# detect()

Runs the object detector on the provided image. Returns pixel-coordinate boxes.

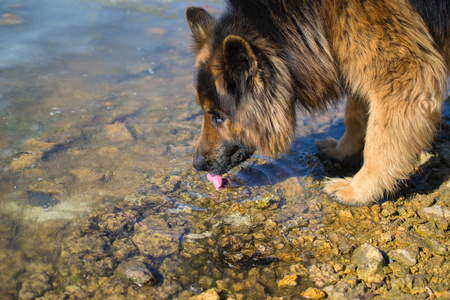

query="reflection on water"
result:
[1,0,448,299]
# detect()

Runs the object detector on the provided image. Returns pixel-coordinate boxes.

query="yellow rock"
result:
[23,139,55,152]
[105,123,134,143]
[338,209,353,219]
[10,152,39,172]
[70,167,104,183]
[277,274,298,288]
[189,288,220,300]
[301,287,327,299]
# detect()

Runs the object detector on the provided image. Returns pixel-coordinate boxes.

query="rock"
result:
[223,213,253,233]
[27,192,58,208]
[277,274,298,288]
[381,202,397,217]
[301,287,327,299]
[424,238,449,256]
[10,152,39,172]
[105,123,134,143]
[18,273,51,300]
[115,259,155,287]
[351,244,386,283]
[111,238,138,260]
[189,288,220,300]
[417,205,450,228]
[388,247,418,267]
[308,264,340,287]
[97,210,139,234]
[70,167,104,183]
[390,274,428,294]
[338,209,353,219]
[132,215,184,258]
[27,180,65,197]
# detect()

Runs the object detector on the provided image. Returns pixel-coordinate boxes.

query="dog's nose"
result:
[193,153,208,171]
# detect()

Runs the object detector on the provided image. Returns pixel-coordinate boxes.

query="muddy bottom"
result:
[0,0,449,299]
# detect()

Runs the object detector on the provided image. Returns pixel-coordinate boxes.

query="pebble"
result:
[388,248,418,267]
[417,205,450,228]
[351,244,386,283]
[301,287,327,299]
[277,274,298,288]
[27,192,58,208]
[189,288,220,300]
[132,216,184,258]
[115,259,155,287]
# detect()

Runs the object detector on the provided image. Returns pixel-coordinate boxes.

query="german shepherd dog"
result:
[186,0,449,206]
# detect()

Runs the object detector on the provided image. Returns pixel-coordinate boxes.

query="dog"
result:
[186,0,449,206]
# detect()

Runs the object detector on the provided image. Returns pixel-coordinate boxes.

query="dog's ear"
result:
[186,7,215,53]
[222,35,258,92]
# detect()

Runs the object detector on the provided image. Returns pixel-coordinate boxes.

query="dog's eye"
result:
[211,113,225,126]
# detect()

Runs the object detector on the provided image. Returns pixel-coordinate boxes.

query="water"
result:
[0,0,448,299]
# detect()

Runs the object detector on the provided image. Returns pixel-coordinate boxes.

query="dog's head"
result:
[186,7,296,175]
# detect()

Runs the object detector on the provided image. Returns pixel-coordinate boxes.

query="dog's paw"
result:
[324,177,376,206]
[315,138,345,161]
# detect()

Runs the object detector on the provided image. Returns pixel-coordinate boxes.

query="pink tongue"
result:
[206,173,229,190]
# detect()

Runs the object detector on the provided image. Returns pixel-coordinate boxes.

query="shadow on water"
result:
[232,121,347,188]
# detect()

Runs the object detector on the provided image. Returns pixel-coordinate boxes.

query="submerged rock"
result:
[301,287,327,299]
[308,263,340,287]
[115,258,155,287]
[189,288,220,300]
[131,215,184,258]
[105,123,134,143]
[27,192,58,208]
[10,152,39,172]
[277,274,298,288]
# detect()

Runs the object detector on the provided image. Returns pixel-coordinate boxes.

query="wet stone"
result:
[277,274,298,288]
[388,247,418,267]
[27,192,58,208]
[417,205,450,229]
[104,123,135,143]
[424,238,449,256]
[70,167,105,183]
[308,263,340,287]
[351,244,386,283]
[189,288,220,300]
[301,287,327,299]
[390,274,429,295]
[111,237,138,260]
[131,215,184,258]
[10,152,39,172]
[115,258,155,287]
[18,273,51,300]
[96,209,140,235]
[380,202,397,217]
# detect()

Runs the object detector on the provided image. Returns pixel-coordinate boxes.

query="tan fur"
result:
[194,43,212,68]
[316,96,368,162]
[321,0,447,205]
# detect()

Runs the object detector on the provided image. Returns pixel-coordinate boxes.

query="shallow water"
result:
[0,0,449,299]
